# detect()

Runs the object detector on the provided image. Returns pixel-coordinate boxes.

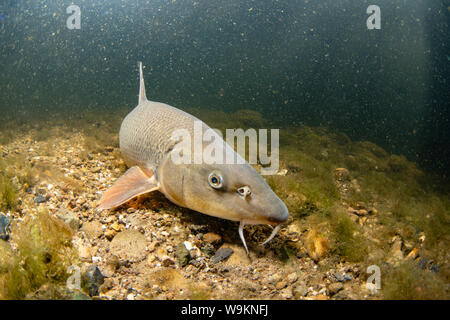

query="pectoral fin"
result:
[98,166,159,210]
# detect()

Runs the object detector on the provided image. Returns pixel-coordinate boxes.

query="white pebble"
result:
[183,241,193,251]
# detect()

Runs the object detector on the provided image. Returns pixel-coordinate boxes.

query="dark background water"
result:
[0,0,449,177]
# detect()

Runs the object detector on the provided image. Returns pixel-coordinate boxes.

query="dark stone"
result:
[334,272,345,282]
[211,247,234,264]
[343,274,353,281]
[34,194,48,203]
[417,258,428,269]
[190,257,206,269]
[201,243,216,256]
[430,264,440,273]
[190,224,208,235]
[0,214,11,241]
[82,266,105,297]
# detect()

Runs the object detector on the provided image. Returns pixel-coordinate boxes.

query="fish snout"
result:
[267,203,289,225]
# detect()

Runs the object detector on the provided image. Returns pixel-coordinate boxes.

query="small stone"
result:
[364,283,378,295]
[56,209,80,231]
[405,247,419,260]
[111,222,121,232]
[328,282,344,295]
[356,209,368,216]
[211,247,234,264]
[91,167,101,173]
[104,229,116,240]
[109,230,147,263]
[161,256,175,267]
[430,264,440,273]
[175,242,190,267]
[287,272,298,284]
[34,194,48,203]
[280,288,293,299]
[334,272,345,282]
[267,273,282,285]
[82,266,105,297]
[292,284,308,298]
[203,232,222,246]
[81,221,103,240]
[99,278,114,293]
[334,168,350,181]
[78,245,92,262]
[387,238,404,265]
[201,243,216,256]
[275,281,287,290]
[0,213,11,241]
[416,257,428,269]
[190,224,208,234]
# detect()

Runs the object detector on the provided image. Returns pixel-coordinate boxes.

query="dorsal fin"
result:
[138,61,147,104]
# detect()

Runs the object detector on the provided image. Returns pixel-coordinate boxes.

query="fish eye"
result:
[208,172,223,189]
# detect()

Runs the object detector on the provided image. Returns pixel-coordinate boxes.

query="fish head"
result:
[159,159,289,225]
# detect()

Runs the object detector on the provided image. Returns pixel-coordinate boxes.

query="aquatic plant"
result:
[382,261,448,299]
[0,176,18,211]
[330,209,369,262]
[0,208,77,299]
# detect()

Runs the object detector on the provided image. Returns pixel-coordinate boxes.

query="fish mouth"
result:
[267,215,288,225]
[238,214,288,256]
[266,205,290,225]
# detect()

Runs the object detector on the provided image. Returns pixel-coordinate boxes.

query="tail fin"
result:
[138,61,147,104]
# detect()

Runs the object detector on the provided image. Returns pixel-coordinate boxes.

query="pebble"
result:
[175,242,190,267]
[280,288,293,299]
[292,284,308,298]
[275,281,287,290]
[334,168,350,181]
[267,273,282,286]
[287,272,298,284]
[81,221,103,240]
[334,272,352,282]
[405,247,419,260]
[203,232,223,246]
[34,194,48,203]
[0,213,11,241]
[364,283,378,295]
[211,247,234,264]
[161,256,175,267]
[109,230,147,263]
[328,282,344,295]
[56,209,80,231]
[82,266,105,297]
[78,245,92,262]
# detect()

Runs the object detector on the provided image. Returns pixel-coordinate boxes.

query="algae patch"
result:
[0,208,77,299]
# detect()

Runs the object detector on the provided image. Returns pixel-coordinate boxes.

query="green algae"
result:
[383,261,448,300]
[0,208,77,299]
